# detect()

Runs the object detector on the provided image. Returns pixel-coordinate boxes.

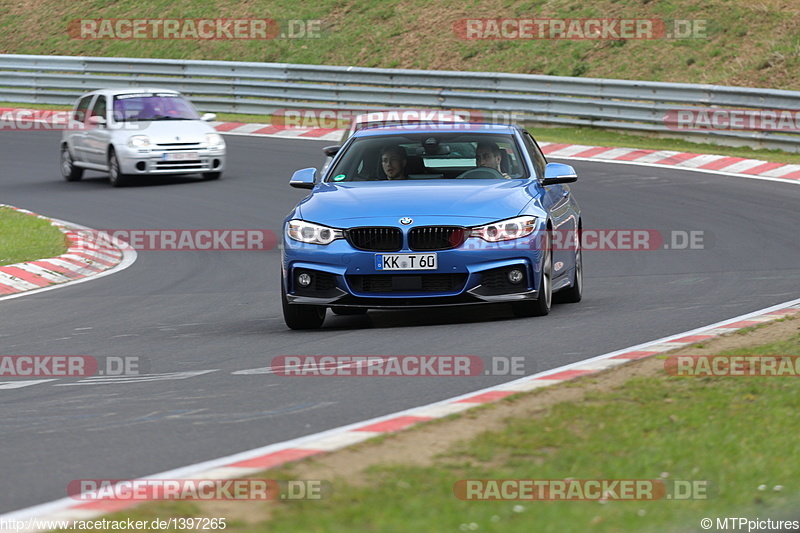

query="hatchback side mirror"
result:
[87,115,107,127]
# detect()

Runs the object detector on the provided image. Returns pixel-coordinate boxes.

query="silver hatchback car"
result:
[60,88,226,187]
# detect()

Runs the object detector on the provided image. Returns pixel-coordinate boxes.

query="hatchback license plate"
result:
[376,253,437,271]
[162,152,199,161]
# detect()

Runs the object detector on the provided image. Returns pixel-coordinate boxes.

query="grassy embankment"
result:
[92,317,800,532]
[1,0,799,160]
[1,0,798,89]
[0,207,68,267]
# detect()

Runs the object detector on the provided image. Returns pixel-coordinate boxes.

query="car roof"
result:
[78,88,182,98]
[350,109,468,130]
[351,122,520,138]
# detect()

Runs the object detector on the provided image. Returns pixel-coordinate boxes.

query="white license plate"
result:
[376,253,437,271]
[162,152,199,161]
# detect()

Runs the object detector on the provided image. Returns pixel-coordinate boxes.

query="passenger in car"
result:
[380,144,409,180]
[476,141,512,178]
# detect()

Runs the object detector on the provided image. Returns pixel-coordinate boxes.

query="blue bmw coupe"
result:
[281,122,582,329]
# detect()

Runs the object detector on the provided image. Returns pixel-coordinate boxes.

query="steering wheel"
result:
[455,167,505,179]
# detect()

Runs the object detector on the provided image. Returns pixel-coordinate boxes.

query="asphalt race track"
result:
[1,130,799,513]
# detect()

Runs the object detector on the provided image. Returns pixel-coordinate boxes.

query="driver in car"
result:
[475,141,511,179]
[380,144,408,180]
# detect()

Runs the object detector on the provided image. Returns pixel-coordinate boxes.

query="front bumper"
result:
[282,235,546,308]
[117,145,226,175]
[285,289,540,309]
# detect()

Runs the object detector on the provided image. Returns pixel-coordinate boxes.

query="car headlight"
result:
[469,216,537,242]
[128,135,150,148]
[287,220,343,245]
[206,133,224,147]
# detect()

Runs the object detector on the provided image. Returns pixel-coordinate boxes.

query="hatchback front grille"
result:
[154,161,206,170]
[346,227,403,252]
[408,226,468,251]
[156,142,202,151]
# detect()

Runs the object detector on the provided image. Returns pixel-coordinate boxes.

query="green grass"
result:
[0,102,72,110]
[0,0,798,90]
[2,1,800,162]
[0,207,68,267]
[90,326,800,532]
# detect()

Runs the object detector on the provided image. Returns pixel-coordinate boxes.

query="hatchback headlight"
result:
[206,133,224,147]
[470,216,537,242]
[128,135,150,148]
[287,220,343,245]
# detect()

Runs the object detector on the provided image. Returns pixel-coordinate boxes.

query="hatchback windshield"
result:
[326,132,528,182]
[113,93,200,122]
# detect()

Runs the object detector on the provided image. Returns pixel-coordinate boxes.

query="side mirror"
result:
[87,115,107,127]
[541,162,577,185]
[323,145,341,157]
[290,168,317,189]
[201,113,217,122]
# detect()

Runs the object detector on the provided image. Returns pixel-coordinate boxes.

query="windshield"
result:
[326,133,528,182]
[112,93,200,122]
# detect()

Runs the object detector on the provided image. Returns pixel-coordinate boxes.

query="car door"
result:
[84,95,112,167]
[67,95,94,163]
[522,131,577,277]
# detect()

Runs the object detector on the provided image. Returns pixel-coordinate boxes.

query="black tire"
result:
[108,149,130,187]
[202,171,221,181]
[511,229,552,317]
[60,145,83,182]
[554,226,583,304]
[331,306,368,316]
[282,283,326,330]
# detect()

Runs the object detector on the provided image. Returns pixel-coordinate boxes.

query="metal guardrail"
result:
[2,54,799,152]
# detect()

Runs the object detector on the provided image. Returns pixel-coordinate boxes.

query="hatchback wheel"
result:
[60,145,83,182]
[108,149,130,187]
